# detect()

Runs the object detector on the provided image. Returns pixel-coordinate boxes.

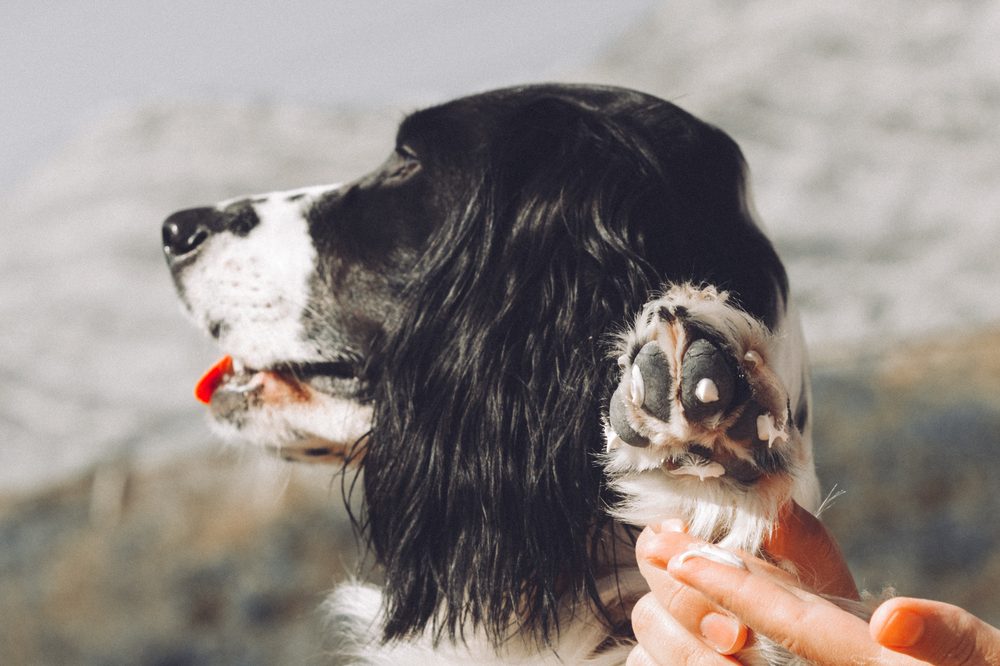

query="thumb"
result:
[871,597,1000,665]
[764,501,859,600]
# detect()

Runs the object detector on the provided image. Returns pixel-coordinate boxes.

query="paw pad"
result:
[679,338,737,423]
[604,284,802,485]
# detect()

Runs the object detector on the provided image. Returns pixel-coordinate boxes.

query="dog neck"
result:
[326,523,643,664]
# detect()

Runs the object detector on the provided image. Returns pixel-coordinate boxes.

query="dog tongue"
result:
[195,355,233,404]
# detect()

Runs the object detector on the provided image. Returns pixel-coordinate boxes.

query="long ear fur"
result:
[361,94,788,648]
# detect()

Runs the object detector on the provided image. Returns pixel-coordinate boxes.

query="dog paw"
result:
[604,284,807,549]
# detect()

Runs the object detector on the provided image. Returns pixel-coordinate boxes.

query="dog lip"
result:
[270,359,366,400]
[269,360,358,381]
[199,355,364,407]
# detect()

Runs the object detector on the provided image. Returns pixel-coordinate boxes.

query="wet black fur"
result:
[352,84,789,647]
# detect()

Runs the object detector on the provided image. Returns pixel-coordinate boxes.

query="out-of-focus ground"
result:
[2,1,999,663]
[814,333,1000,614]
[0,460,364,665]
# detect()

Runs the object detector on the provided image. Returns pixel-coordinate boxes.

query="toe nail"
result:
[609,382,650,448]
[629,365,645,406]
[695,377,719,403]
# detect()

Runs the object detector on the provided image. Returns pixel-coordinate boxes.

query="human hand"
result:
[629,508,1000,665]
[869,596,1000,665]
[627,502,857,664]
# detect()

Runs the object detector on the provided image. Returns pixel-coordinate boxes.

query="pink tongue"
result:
[195,356,233,404]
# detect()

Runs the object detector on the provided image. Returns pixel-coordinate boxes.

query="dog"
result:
[163,84,822,664]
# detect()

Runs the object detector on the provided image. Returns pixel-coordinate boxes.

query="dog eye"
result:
[395,143,419,161]
[385,144,421,181]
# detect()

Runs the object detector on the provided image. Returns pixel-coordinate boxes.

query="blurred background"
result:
[2,1,998,664]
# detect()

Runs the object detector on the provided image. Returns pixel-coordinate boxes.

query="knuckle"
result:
[942,619,980,666]
[631,593,726,666]
[716,568,756,616]
[625,645,649,666]
[777,634,810,661]
[631,593,659,635]
[951,642,980,666]
[665,580,701,620]
[771,598,821,659]
[924,604,982,666]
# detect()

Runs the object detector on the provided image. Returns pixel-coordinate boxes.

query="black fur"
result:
[353,85,788,646]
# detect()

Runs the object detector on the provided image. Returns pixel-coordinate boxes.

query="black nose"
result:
[162,202,261,263]
[162,207,217,258]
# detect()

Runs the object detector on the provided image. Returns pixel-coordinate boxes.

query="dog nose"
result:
[162,207,216,258]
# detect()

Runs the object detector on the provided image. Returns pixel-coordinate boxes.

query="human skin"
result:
[628,505,1000,665]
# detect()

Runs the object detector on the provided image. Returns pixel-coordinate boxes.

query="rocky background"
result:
[2,2,999,664]
[814,333,1000,614]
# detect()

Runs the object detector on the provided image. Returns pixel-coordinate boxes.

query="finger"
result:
[764,502,859,600]
[630,592,738,665]
[644,524,802,589]
[637,527,748,654]
[625,644,658,666]
[667,546,884,665]
[871,597,1000,665]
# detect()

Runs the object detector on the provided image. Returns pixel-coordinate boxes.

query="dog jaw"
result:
[168,183,374,460]
[207,379,372,463]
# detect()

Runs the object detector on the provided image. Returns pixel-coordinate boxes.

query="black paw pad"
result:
[609,341,673,447]
[680,339,736,422]
[633,342,673,423]
[609,382,650,447]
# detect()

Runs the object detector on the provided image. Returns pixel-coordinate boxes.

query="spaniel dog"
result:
[162,84,824,664]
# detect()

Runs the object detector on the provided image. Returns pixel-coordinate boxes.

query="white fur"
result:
[598,284,834,666]
[325,578,641,666]
[178,183,341,369]
[604,284,817,553]
[209,393,372,458]
[182,182,376,455]
[771,301,819,510]
[324,575,829,666]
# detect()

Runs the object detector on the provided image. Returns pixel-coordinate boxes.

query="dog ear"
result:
[360,94,787,648]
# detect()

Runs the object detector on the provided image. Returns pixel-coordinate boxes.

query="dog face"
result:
[163,84,793,646]
[162,103,471,459]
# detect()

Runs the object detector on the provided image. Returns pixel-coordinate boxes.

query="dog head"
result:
[163,84,787,646]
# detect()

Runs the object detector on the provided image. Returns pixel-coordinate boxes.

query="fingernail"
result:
[674,544,748,570]
[876,609,925,648]
[650,519,686,534]
[700,612,748,655]
[638,534,671,569]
